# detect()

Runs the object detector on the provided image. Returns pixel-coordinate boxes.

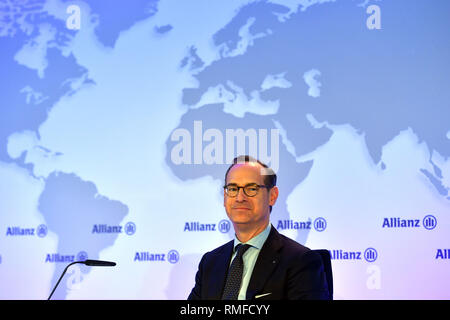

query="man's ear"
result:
[223,189,227,207]
[269,186,279,206]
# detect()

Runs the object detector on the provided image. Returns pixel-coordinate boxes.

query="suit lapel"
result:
[246,225,283,299]
[207,240,233,299]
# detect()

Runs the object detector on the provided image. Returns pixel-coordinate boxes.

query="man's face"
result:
[224,162,278,229]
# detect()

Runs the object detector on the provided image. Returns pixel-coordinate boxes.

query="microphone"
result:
[47,259,116,300]
[84,259,116,266]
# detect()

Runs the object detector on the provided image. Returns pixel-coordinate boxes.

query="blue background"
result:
[0,0,449,299]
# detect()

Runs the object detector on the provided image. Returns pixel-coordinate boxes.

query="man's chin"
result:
[229,210,251,221]
[230,217,256,228]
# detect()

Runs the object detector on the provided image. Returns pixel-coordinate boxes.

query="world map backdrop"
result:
[0,0,449,299]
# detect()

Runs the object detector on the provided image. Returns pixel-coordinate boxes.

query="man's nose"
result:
[236,188,247,202]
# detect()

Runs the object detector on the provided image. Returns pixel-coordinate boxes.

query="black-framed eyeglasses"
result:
[223,183,270,197]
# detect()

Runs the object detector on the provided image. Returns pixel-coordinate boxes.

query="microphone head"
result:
[83,259,116,267]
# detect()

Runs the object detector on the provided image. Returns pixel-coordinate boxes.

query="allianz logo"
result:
[184,219,231,233]
[276,217,327,232]
[134,250,180,264]
[436,249,450,260]
[92,222,136,235]
[45,251,88,263]
[382,215,437,230]
[330,248,378,262]
[6,224,47,237]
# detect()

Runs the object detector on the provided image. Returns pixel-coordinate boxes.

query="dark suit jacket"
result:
[188,225,330,300]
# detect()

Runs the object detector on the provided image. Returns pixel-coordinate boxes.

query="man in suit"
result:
[188,155,330,300]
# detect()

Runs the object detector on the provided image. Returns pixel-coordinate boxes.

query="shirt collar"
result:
[233,222,271,251]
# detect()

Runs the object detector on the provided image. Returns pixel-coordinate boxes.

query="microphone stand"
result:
[47,260,116,300]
